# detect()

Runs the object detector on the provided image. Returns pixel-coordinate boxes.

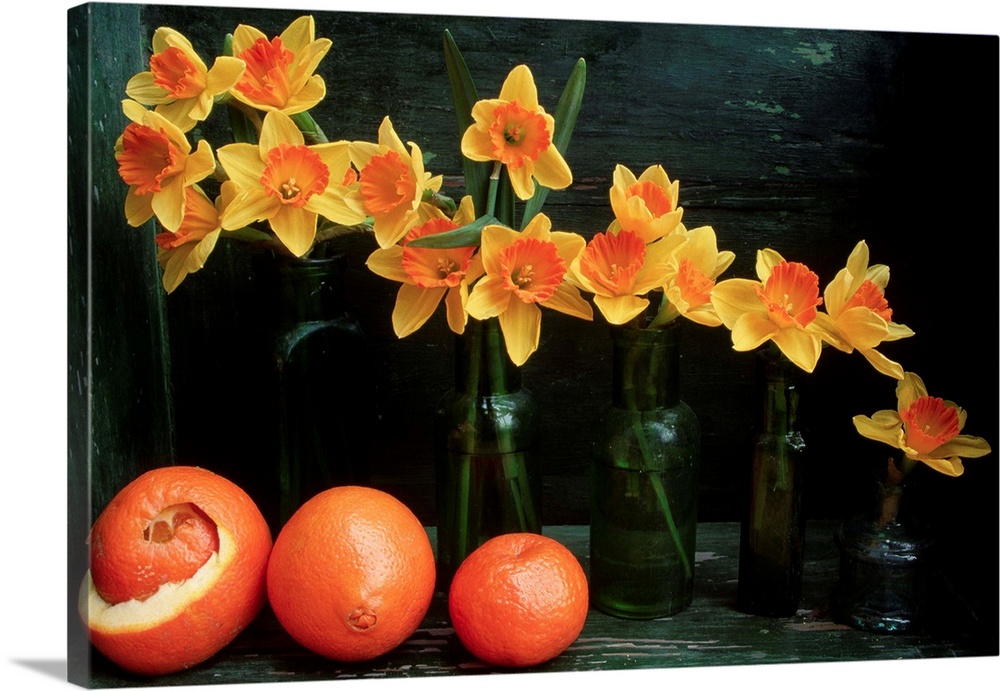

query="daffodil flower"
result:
[350,116,444,249]
[655,225,735,327]
[569,228,682,325]
[115,99,216,233]
[816,240,915,379]
[465,213,593,365]
[217,110,367,257]
[711,248,836,373]
[155,182,237,293]
[609,164,684,243]
[125,27,245,131]
[853,372,991,477]
[460,64,572,201]
[366,196,483,337]
[229,15,331,115]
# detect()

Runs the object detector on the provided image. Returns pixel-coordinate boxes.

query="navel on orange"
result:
[266,485,436,662]
[79,465,272,675]
[448,532,589,667]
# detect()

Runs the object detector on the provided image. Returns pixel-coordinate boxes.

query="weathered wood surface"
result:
[76,522,996,688]
[67,5,998,684]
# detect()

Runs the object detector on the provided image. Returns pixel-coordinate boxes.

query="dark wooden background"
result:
[69,2,998,640]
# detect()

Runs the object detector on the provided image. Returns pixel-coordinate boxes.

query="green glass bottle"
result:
[590,321,700,619]
[434,317,541,591]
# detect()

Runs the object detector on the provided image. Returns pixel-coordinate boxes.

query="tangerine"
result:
[448,532,589,667]
[266,485,436,662]
[79,465,273,675]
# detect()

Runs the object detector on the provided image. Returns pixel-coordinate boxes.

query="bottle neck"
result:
[756,346,801,435]
[270,254,346,324]
[610,322,681,411]
[454,317,521,396]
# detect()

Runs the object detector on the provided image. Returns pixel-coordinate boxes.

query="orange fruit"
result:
[79,465,272,675]
[448,532,589,667]
[266,485,436,662]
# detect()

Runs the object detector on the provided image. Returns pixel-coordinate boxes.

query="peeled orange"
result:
[448,532,589,667]
[79,465,272,675]
[266,485,436,662]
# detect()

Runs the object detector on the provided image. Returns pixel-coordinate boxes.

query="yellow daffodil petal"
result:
[279,15,317,52]
[259,111,305,156]
[125,72,171,105]
[205,56,246,95]
[392,284,446,338]
[729,312,779,352]
[549,230,585,266]
[771,328,822,373]
[217,143,267,190]
[895,372,928,413]
[220,188,278,230]
[307,189,367,227]
[857,347,905,380]
[594,293,648,325]
[710,278,763,329]
[283,76,326,114]
[543,283,594,321]
[507,165,536,200]
[498,65,539,110]
[499,299,542,367]
[531,146,573,191]
[911,455,963,476]
[466,276,512,320]
[852,411,903,447]
[150,178,187,232]
[884,322,916,342]
[366,246,409,283]
[124,188,154,227]
[269,205,317,257]
[934,435,992,459]
[445,286,469,335]
[755,248,786,282]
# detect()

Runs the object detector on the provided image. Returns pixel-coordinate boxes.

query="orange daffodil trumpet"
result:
[229,15,331,115]
[570,228,683,326]
[350,117,444,250]
[125,27,246,132]
[710,248,835,373]
[816,240,914,379]
[366,196,482,338]
[465,214,593,366]
[217,110,366,257]
[461,65,572,201]
[115,99,216,233]
[853,372,991,478]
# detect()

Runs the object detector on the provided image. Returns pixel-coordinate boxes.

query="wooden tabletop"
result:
[74,521,995,687]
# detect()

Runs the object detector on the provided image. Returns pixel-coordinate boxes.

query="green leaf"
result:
[443,30,491,217]
[521,58,587,229]
[406,214,502,249]
[227,103,258,145]
[291,111,328,144]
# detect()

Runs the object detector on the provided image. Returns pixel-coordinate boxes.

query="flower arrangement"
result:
[114,16,377,293]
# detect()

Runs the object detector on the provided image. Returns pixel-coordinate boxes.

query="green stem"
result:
[483,319,535,531]
[486,162,502,219]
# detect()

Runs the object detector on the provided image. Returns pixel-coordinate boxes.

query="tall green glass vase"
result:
[258,253,374,529]
[589,321,701,619]
[736,346,807,617]
[434,317,541,591]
